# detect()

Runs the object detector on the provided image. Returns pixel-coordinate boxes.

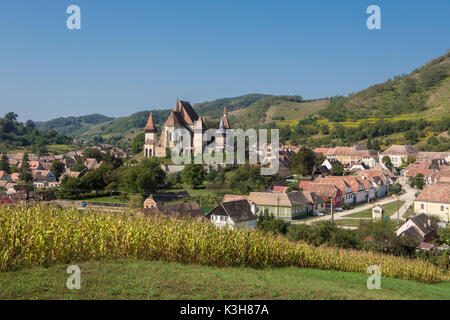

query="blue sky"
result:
[0,0,449,121]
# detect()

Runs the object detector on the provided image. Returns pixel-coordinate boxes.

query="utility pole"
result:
[277,196,280,219]
[331,198,334,222]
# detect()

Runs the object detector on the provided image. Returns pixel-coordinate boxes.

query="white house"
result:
[207,199,258,230]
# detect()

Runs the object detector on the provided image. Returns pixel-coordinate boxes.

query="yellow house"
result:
[414,184,450,221]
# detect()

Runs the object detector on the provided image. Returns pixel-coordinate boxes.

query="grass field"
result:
[82,196,127,204]
[267,99,328,124]
[0,260,449,300]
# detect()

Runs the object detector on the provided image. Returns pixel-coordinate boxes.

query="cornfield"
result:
[0,205,444,283]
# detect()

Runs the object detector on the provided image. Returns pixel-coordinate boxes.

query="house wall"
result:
[376,185,387,198]
[414,201,450,221]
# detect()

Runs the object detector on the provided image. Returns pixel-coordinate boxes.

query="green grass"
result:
[346,201,405,218]
[82,196,128,204]
[1,260,448,300]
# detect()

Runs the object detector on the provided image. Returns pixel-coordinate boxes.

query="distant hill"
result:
[77,94,322,141]
[35,114,114,137]
[319,52,450,122]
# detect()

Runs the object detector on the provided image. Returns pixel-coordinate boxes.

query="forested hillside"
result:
[35,114,114,137]
[0,112,73,154]
[319,52,450,121]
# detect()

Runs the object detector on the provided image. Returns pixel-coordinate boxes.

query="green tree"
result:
[181,164,207,189]
[414,173,425,190]
[382,156,393,170]
[257,212,287,235]
[50,161,65,180]
[119,158,165,194]
[4,112,18,122]
[131,133,145,154]
[0,154,10,174]
[291,147,317,176]
[19,153,32,183]
[331,163,344,176]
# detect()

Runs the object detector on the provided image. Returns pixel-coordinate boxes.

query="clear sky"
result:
[0,0,449,121]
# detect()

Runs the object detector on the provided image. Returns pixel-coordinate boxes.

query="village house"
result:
[356,169,394,198]
[84,158,102,170]
[316,145,379,168]
[32,170,57,183]
[396,213,436,244]
[247,191,321,220]
[222,194,249,203]
[435,168,450,185]
[302,182,342,208]
[416,151,450,162]
[380,144,419,168]
[207,199,258,230]
[18,161,45,171]
[143,195,158,209]
[59,170,81,181]
[414,184,450,221]
[404,159,449,185]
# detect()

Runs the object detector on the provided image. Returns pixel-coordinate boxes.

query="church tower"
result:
[193,116,205,158]
[143,112,157,158]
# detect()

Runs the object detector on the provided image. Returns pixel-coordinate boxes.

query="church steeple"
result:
[222,106,231,130]
[145,112,156,133]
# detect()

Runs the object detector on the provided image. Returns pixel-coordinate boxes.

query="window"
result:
[421,204,424,210]
[441,205,444,212]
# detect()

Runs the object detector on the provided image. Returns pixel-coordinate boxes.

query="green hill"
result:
[319,52,450,122]
[35,114,114,137]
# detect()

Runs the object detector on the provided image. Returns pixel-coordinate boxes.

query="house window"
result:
[421,203,424,210]
[441,205,444,212]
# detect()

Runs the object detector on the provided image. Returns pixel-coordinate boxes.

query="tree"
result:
[382,156,393,170]
[119,158,165,194]
[372,139,381,151]
[181,164,207,189]
[0,154,10,173]
[414,173,425,190]
[131,133,145,154]
[257,212,287,235]
[19,153,33,183]
[291,147,317,176]
[4,112,18,122]
[25,120,35,130]
[50,161,66,180]
[331,163,344,176]
[390,183,402,194]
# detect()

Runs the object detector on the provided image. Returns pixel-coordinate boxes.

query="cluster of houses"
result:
[0,147,121,196]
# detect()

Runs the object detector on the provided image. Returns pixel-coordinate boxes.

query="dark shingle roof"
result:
[209,200,256,223]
